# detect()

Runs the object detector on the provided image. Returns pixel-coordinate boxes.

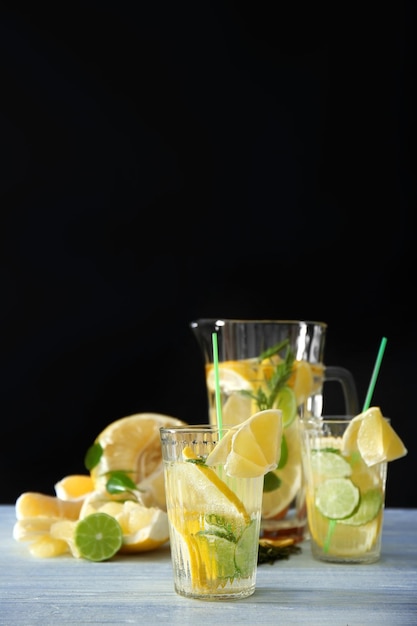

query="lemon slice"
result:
[342,407,407,466]
[206,362,255,393]
[222,393,255,426]
[315,478,360,520]
[88,412,186,507]
[205,409,282,478]
[291,360,314,405]
[181,447,250,523]
[261,421,301,518]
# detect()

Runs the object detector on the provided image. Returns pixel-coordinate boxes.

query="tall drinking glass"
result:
[160,425,264,600]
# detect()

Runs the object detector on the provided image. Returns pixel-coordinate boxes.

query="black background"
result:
[1,3,415,506]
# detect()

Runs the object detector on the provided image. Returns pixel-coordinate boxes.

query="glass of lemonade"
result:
[301,415,388,563]
[190,319,358,543]
[160,425,264,600]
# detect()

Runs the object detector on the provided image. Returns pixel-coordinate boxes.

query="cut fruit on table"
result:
[205,409,282,478]
[342,406,407,466]
[87,412,186,509]
[13,412,185,559]
[79,493,170,553]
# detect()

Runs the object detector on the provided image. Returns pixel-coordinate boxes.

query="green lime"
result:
[234,521,258,577]
[311,450,352,478]
[275,386,297,428]
[339,488,383,526]
[263,471,281,493]
[196,532,237,579]
[277,434,288,469]
[75,512,123,561]
[315,478,360,520]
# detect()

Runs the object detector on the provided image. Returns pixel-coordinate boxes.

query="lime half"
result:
[315,478,360,520]
[75,512,123,561]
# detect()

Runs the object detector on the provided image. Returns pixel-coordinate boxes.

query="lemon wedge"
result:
[205,409,282,478]
[342,407,407,466]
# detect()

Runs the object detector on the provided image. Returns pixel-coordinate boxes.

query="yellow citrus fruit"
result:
[342,407,407,466]
[205,409,282,478]
[261,421,302,518]
[54,474,94,501]
[13,492,83,558]
[78,492,169,553]
[15,492,83,521]
[222,392,256,426]
[173,446,250,523]
[89,412,186,509]
[289,360,314,405]
[206,360,257,393]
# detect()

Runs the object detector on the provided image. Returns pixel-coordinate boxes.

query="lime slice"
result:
[315,478,360,520]
[277,434,288,469]
[275,386,297,428]
[339,488,383,526]
[234,521,258,577]
[311,450,352,478]
[75,512,123,561]
[195,532,237,579]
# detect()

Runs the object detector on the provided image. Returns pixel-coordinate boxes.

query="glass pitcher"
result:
[190,319,359,542]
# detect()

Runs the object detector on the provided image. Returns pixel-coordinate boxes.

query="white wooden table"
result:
[1,506,416,625]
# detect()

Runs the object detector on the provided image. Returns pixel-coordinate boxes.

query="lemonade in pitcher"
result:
[205,341,323,541]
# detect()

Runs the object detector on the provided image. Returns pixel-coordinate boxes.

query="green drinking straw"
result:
[212,332,223,434]
[362,336,387,411]
[324,336,388,553]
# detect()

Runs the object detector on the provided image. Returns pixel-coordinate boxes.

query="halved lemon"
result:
[88,412,186,508]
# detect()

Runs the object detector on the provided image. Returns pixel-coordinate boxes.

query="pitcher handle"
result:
[325,366,360,416]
